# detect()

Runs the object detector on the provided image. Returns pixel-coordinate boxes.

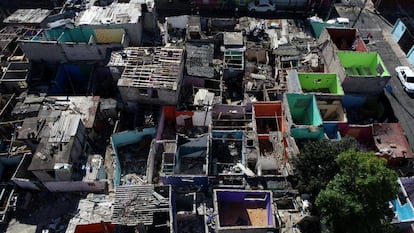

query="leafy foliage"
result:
[292,137,357,196]
[316,149,399,233]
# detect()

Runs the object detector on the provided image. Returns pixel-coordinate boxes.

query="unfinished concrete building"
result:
[265,19,320,101]
[319,28,368,60]
[287,71,344,96]
[276,195,316,233]
[183,42,221,108]
[213,189,279,233]
[108,47,184,106]
[0,100,25,222]
[18,27,127,63]
[11,96,101,192]
[209,105,253,187]
[26,113,93,192]
[0,26,38,64]
[110,128,155,187]
[174,190,207,233]
[252,102,293,177]
[244,40,274,102]
[223,32,244,70]
[1,62,30,94]
[186,43,215,79]
[74,0,155,46]
[154,106,209,189]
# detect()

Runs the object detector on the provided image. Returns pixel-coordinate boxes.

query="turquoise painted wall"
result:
[111,128,156,187]
[391,19,406,42]
[287,93,324,139]
[45,27,96,43]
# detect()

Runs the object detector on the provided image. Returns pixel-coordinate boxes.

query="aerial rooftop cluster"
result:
[0,0,414,233]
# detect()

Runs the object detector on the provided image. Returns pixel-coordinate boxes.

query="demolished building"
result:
[108,47,185,106]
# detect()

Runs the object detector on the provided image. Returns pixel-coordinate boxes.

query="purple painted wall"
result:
[156,109,165,140]
[216,190,274,226]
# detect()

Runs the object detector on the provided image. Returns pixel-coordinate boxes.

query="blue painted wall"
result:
[407,46,414,67]
[392,19,407,42]
[323,123,341,140]
[50,64,93,95]
[342,94,367,108]
[161,176,209,191]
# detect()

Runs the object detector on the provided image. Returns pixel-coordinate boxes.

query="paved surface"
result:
[336,2,414,151]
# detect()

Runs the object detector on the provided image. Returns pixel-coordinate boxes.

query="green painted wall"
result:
[286,93,324,139]
[337,51,390,77]
[310,22,346,38]
[298,73,344,95]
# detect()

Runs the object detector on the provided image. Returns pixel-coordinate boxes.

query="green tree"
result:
[316,149,398,233]
[292,137,357,196]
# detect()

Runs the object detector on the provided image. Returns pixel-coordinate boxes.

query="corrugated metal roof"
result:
[3,9,51,24]
[77,1,142,25]
[48,114,80,143]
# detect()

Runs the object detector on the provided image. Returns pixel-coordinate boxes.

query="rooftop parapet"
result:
[285,93,324,139]
[18,27,126,63]
[213,189,278,233]
[326,51,390,94]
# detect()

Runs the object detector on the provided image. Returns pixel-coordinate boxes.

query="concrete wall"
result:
[19,41,123,63]
[12,154,41,190]
[324,50,346,82]
[87,22,142,46]
[32,170,54,181]
[118,58,184,105]
[118,84,180,105]
[317,100,347,123]
[43,180,106,192]
[110,128,156,187]
[341,75,391,94]
[326,51,390,94]
[12,178,40,190]
[70,120,86,165]
[319,28,367,53]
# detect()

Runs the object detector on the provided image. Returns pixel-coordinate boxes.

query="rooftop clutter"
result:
[0,1,411,232]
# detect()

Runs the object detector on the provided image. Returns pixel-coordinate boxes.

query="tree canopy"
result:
[292,137,357,196]
[316,149,399,233]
